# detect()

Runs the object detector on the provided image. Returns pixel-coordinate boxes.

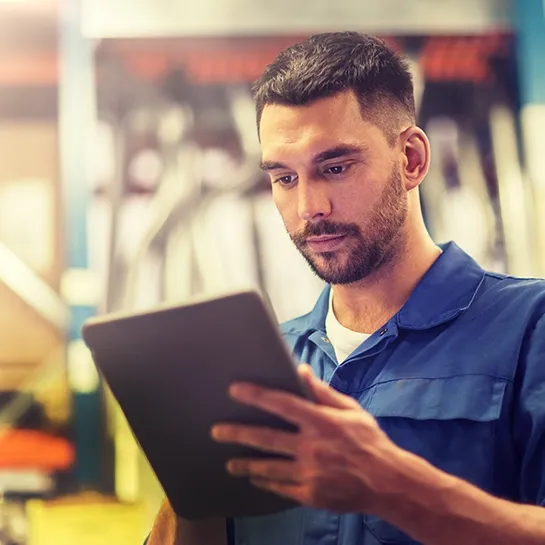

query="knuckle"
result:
[251,462,265,477]
[232,428,246,443]
[249,461,263,476]
[239,460,251,473]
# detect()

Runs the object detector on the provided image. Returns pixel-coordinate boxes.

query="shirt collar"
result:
[396,242,486,329]
[286,242,486,334]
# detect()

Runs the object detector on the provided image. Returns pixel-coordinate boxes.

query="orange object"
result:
[0,430,74,471]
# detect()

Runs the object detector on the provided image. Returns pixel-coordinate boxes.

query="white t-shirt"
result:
[325,291,371,364]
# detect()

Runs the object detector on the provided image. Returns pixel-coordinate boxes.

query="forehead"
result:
[259,91,387,161]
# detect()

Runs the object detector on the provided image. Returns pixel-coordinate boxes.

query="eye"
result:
[273,174,298,186]
[324,163,353,176]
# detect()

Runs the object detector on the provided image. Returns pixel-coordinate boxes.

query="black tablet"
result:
[82,291,312,520]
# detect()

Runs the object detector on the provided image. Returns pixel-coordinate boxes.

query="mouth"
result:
[306,234,347,253]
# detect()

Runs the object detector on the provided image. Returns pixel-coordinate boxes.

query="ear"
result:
[400,127,430,191]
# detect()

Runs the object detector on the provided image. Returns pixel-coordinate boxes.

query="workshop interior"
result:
[0,0,544,543]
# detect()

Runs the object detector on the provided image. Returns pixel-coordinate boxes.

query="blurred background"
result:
[0,0,544,542]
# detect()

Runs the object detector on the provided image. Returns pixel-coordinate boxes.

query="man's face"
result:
[259,90,408,285]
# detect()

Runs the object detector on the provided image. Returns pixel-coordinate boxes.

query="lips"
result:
[306,235,347,253]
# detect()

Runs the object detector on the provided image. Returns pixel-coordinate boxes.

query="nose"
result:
[297,180,332,222]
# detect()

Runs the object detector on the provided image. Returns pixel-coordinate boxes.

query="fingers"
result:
[224,365,360,441]
[298,364,359,410]
[228,383,322,427]
[212,424,300,456]
[227,458,299,484]
[250,478,304,502]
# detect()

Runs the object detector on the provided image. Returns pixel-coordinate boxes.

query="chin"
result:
[310,260,358,285]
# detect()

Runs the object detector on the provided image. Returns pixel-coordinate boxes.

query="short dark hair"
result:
[252,32,415,145]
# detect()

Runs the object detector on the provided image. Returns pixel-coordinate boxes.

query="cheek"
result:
[333,187,370,220]
[338,173,383,215]
[272,189,298,230]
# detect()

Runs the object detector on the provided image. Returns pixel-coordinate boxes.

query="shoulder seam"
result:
[484,271,545,283]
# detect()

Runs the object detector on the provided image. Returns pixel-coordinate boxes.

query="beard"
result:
[289,166,408,285]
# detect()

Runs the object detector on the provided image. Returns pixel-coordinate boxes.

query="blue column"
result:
[58,0,102,487]
[514,0,545,104]
[513,0,545,277]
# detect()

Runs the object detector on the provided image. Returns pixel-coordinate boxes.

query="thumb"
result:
[298,364,356,409]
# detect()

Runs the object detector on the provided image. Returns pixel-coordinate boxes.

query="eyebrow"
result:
[260,144,366,172]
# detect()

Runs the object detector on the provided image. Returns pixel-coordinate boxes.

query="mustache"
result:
[292,221,361,243]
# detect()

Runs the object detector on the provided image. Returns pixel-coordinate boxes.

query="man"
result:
[147,32,545,544]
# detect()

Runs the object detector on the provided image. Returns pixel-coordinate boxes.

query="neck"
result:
[331,226,441,334]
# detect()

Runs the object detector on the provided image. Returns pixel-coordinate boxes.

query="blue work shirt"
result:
[231,242,545,545]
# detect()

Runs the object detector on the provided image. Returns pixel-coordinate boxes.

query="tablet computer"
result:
[81,291,313,520]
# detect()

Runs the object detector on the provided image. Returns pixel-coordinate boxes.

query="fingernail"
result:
[211,426,222,439]
[229,384,248,398]
[229,384,240,394]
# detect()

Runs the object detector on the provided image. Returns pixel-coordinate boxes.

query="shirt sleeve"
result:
[513,312,545,506]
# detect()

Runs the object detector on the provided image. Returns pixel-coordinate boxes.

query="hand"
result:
[211,364,406,514]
